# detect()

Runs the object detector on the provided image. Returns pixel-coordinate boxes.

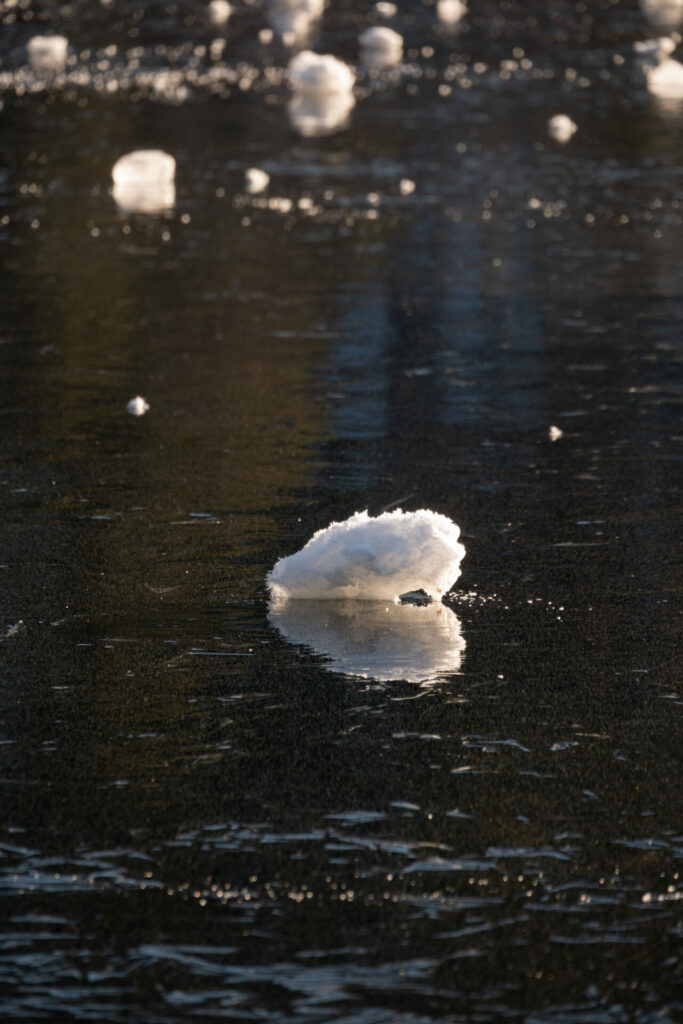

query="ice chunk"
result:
[548,425,563,441]
[245,167,270,193]
[375,2,397,17]
[270,0,326,43]
[27,35,68,73]
[634,37,683,98]
[287,50,355,95]
[359,26,403,68]
[269,598,465,682]
[208,0,231,26]
[287,50,355,135]
[126,396,150,416]
[437,0,467,25]
[640,0,683,29]
[111,150,176,213]
[547,114,578,142]
[268,509,465,602]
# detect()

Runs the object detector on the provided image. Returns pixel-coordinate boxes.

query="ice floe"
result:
[111,150,176,213]
[268,509,465,602]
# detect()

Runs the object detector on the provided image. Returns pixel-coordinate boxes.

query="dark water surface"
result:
[1,1,682,1021]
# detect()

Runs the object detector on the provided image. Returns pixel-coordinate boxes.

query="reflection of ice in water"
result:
[269,599,465,683]
[634,36,683,100]
[270,0,326,44]
[268,510,465,602]
[111,150,176,214]
[27,35,68,73]
[287,50,355,136]
[359,27,403,68]
[640,0,683,29]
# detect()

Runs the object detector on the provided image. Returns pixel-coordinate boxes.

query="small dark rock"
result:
[398,589,432,606]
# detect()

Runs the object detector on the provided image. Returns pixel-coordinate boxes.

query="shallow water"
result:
[0,1,682,1021]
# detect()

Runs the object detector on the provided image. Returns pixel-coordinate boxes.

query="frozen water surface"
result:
[0,0,681,1021]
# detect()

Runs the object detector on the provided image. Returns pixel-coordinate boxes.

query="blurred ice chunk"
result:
[635,37,683,98]
[270,0,326,44]
[287,50,355,135]
[547,113,578,142]
[208,0,232,26]
[640,0,683,29]
[437,0,467,25]
[111,150,176,213]
[127,396,150,416]
[245,167,270,193]
[375,2,397,17]
[548,425,563,441]
[27,35,68,73]
[359,26,403,68]
[269,599,466,683]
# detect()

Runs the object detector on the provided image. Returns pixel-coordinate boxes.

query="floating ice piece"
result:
[287,49,355,95]
[269,598,465,683]
[268,509,465,602]
[287,50,355,135]
[127,396,150,416]
[27,35,68,73]
[635,37,683,97]
[208,0,231,25]
[437,0,467,25]
[548,425,563,441]
[111,150,176,213]
[245,167,270,193]
[640,0,683,29]
[270,0,326,43]
[547,113,578,142]
[375,2,397,17]
[359,26,403,68]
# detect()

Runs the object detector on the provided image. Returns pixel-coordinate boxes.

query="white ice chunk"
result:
[375,2,397,17]
[359,26,403,68]
[640,0,683,29]
[287,49,355,95]
[111,150,176,213]
[287,50,355,134]
[268,509,465,602]
[547,113,578,142]
[126,396,150,416]
[270,0,326,43]
[245,167,270,193]
[646,55,683,96]
[437,0,467,25]
[548,425,564,441]
[269,599,466,683]
[208,0,231,25]
[27,35,68,73]
[634,35,677,69]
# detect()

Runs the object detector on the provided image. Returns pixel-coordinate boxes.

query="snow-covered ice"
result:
[269,598,465,682]
[126,396,150,416]
[208,0,231,26]
[27,35,68,73]
[635,37,683,98]
[245,167,270,193]
[437,0,467,25]
[268,509,465,602]
[111,150,176,213]
[640,0,683,29]
[547,113,578,142]
[359,26,403,68]
[287,50,355,135]
[270,0,326,44]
